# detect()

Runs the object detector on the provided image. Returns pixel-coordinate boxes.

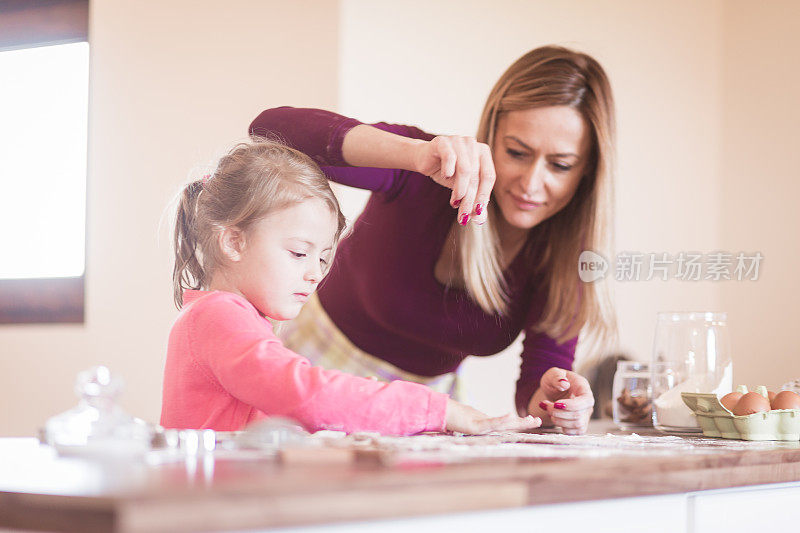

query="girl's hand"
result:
[534,368,595,436]
[412,136,496,226]
[445,399,541,435]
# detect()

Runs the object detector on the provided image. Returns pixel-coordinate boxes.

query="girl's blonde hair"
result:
[173,139,347,308]
[459,45,618,352]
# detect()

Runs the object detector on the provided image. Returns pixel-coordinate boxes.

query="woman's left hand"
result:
[532,367,595,435]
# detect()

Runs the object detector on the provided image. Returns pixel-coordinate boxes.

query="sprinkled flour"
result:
[306,428,783,464]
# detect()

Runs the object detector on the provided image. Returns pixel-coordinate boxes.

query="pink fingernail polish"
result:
[554,402,566,410]
[559,378,569,383]
[459,214,469,225]
[538,401,548,410]
[475,203,483,215]
[452,199,461,208]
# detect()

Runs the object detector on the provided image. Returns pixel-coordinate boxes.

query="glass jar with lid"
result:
[651,312,732,432]
[612,361,659,429]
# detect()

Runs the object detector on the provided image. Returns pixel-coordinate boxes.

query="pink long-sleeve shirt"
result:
[160,290,448,434]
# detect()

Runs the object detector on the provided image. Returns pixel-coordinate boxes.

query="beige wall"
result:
[2,1,797,435]
[720,1,800,388]
[0,0,340,436]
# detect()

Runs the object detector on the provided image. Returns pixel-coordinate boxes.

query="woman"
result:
[249,46,617,435]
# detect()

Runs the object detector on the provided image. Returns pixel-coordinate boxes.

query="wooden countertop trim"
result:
[117,481,529,533]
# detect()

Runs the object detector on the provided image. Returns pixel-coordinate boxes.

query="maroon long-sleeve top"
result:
[249,107,578,413]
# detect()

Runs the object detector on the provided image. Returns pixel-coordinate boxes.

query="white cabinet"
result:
[691,482,800,532]
[266,493,687,533]
[264,482,800,533]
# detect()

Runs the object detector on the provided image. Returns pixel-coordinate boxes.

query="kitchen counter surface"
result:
[1,421,799,532]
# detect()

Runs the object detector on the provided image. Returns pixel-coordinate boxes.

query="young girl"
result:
[161,140,540,435]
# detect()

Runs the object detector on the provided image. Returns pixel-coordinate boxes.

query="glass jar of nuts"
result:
[612,361,653,429]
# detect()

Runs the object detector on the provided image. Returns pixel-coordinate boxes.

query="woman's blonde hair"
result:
[172,139,347,308]
[458,45,617,351]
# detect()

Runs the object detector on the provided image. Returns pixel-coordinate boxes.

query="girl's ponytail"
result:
[172,180,205,308]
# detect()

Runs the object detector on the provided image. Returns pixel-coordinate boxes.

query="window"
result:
[0,0,89,324]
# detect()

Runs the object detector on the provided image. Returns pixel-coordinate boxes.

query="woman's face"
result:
[491,106,592,233]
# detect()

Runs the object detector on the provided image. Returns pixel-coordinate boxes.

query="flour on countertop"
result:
[308,425,781,464]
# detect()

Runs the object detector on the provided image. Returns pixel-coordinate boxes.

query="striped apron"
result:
[278,293,465,400]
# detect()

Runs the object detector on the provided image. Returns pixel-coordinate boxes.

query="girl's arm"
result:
[446,399,541,435]
[249,107,495,225]
[192,293,537,435]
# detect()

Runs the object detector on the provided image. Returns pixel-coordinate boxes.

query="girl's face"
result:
[491,106,592,235]
[226,198,337,321]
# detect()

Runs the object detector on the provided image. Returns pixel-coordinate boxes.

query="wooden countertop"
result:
[1,421,799,533]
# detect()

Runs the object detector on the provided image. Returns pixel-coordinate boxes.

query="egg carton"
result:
[681,390,800,441]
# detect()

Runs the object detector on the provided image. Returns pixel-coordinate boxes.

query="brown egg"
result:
[768,390,777,403]
[771,390,800,410]
[720,392,743,412]
[732,392,771,416]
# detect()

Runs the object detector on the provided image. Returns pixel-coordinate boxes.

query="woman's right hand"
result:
[412,136,497,226]
[445,399,541,435]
